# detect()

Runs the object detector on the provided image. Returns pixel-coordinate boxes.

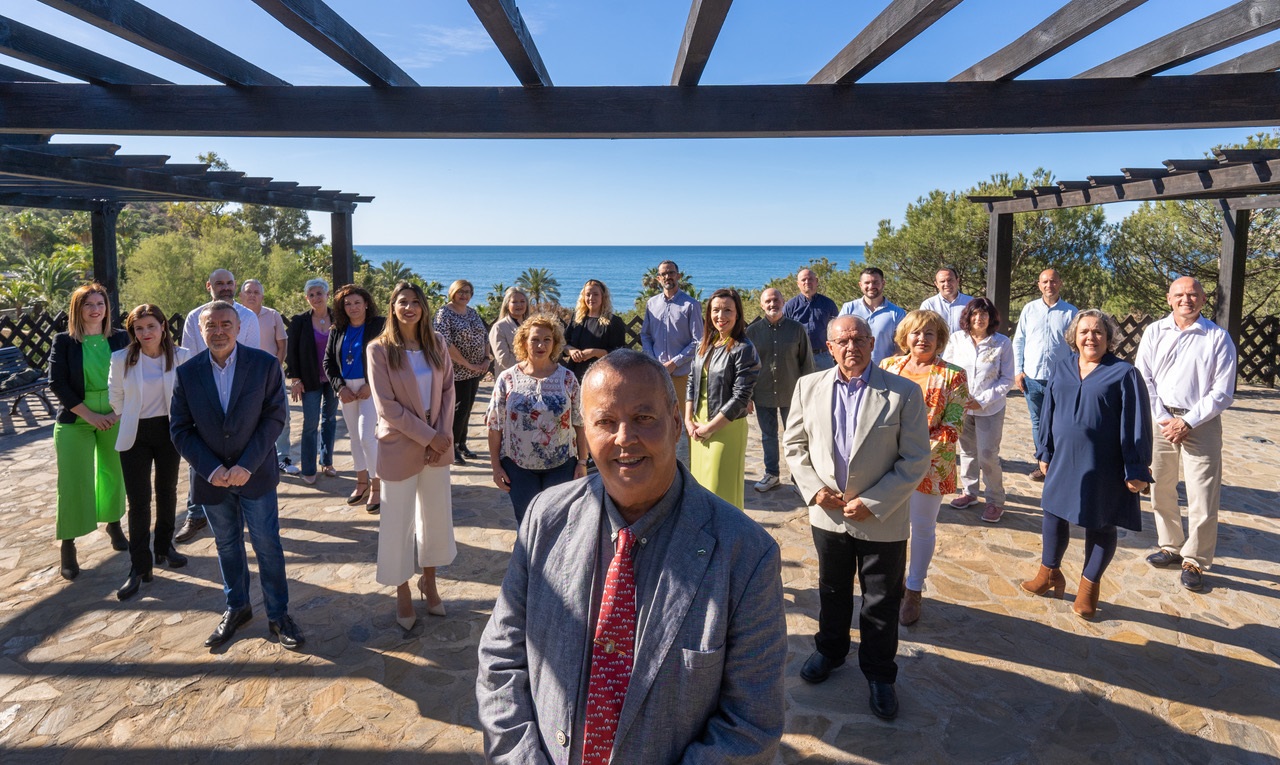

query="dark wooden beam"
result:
[467,0,551,87]
[1215,202,1249,345]
[978,157,1280,213]
[1214,148,1280,162]
[811,0,963,85]
[0,143,120,157]
[1077,0,1280,78]
[1121,167,1169,179]
[331,211,353,288]
[952,0,1147,82]
[1163,158,1222,172]
[672,0,733,87]
[1088,175,1128,185]
[250,0,417,87]
[0,192,102,211]
[1228,194,1280,210]
[0,62,53,82]
[986,212,1013,334]
[0,146,358,212]
[37,0,289,86]
[1056,180,1093,190]
[0,14,168,84]
[4,75,1280,138]
[90,200,122,312]
[1199,39,1280,74]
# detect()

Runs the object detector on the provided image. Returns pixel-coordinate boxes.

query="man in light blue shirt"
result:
[839,267,906,366]
[641,260,703,460]
[919,266,972,334]
[1012,269,1077,481]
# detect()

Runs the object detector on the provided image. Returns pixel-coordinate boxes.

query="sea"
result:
[355,245,865,302]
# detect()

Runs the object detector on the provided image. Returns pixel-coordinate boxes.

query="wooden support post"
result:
[986,211,1014,334]
[90,201,122,322]
[331,210,354,288]
[1215,202,1249,346]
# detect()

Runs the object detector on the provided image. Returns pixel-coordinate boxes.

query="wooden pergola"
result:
[969,148,1280,345]
[2,0,1280,297]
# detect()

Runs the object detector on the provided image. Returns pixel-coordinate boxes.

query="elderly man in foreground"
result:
[784,315,930,720]
[477,349,787,764]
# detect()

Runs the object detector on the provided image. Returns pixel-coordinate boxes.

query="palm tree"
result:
[375,259,415,284]
[516,267,560,308]
[12,247,88,308]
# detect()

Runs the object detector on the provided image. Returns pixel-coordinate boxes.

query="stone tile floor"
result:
[0,384,1277,763]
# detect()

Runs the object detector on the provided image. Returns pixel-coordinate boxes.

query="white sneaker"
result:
[754,474,780,492]
[280,460,301,476]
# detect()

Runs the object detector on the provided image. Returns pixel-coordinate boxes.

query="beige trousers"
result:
[1151,416,1223,569]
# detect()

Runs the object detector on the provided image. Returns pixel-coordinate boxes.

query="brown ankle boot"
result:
[1073,576,1100,619]
[1020,564,1066,599]
[899,589,922,626]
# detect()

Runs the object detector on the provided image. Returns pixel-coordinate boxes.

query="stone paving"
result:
[0,382,1278,764]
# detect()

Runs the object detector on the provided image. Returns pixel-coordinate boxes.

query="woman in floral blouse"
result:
[880,309,969,627]
[434,279,492,465]
[486,314,588,525]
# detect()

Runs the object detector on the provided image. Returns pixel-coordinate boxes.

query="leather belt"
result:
[1167,406,1189,416]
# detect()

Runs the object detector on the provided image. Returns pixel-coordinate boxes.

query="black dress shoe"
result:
[174,516,208,545]
[868,680,899,720]
[1181,564,1204,591]
[800,651,845,684]
[453,451,467,466]
[116,569,153,600]
[268,615,305,650]
[459,445,479,459]
[205,606,253,647]
[105,521,128,551]
[60,539,79,581]
[1146,549,1182,568]
[156,550,188,568]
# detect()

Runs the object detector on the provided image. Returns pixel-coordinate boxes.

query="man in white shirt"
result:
[1135,276,1236,592]
[1012,269,1077,481]
[240,279,298,476]
[839,267,906,366]
[174,268,261,544]
[919,266,972,334]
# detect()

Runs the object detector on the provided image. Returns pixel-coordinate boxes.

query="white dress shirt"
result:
[920,292,973,334]
[211,346,238,414]
[1135,315,1236,428]
[135,352,170,419]
[943,331,1015,416]
[183,300,260,354]
[1012,297,1078,380]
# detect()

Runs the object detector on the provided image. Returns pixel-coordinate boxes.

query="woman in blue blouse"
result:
[324,284,387,513]
[485,313,588,525]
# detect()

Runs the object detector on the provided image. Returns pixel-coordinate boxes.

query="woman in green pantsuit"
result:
[685,288,761,509]
[48,283,129,580]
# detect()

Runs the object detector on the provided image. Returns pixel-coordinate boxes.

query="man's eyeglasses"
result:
[830,336,871,348]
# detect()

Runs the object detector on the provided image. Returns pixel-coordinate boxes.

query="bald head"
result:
[1038,269,1062,304]
[207,269,237,301]
[760,288,784,322]
[797,269,817,298]
[1167,276,1206,328]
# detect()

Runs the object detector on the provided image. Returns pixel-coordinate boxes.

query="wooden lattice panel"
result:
[1238,315,1279,387]
[1113,314,1156,364]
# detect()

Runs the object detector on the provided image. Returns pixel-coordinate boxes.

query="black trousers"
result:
[119,416,181,573]
[453,376,482,450]
[811,527,907,684]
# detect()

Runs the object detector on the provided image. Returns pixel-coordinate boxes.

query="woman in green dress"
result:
[685,288,760,508]
[48,283,130,580]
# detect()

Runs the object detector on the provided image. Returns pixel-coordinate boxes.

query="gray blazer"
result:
[476,466,786,765]
[783,365,930,542]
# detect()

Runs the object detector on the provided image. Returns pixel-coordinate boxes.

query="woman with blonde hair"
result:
[563,279,627,381]
[486,313,587,525]
[369,281,457,631]
[49,282,130,580]
[488,287,529,375]
[108,304,191,599]
[879,309,969,627]
[434,279,490,465]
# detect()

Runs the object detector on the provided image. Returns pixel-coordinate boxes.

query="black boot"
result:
[116,568,152,600]
[60,540,79,580]
[105,521,128,552]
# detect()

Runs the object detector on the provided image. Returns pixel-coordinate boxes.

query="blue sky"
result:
[4,0,1278,245]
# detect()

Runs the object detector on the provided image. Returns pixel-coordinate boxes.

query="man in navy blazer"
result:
[170,301,304,650]
[477,350,787,764]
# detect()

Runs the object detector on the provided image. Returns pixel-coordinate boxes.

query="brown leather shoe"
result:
[1020,564,1066,598]
[899,589,922,626]
[1029,468,1046,482]
[174,516,208,545]
[1073,576,1100,618]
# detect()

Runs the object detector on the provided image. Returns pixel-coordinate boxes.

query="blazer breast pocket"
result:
[681,645,725,670]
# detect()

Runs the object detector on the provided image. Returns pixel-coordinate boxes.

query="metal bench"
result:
[0,346,55,418]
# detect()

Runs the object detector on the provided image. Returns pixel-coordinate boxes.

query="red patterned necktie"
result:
[581,527,637,765]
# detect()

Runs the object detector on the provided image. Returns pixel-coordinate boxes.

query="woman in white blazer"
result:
[108,304,191,601]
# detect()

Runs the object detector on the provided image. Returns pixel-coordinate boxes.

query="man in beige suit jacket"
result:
[784,315,930,720]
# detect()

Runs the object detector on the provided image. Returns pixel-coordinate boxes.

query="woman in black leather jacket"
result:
[685,288,760,508]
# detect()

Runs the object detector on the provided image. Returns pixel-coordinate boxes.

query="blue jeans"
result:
[301,386,337,476]
[1024,377,1047,455]
[755,405,789,477]
[502,456,576,527]
[202,488,290,622]
[275,404,292,464]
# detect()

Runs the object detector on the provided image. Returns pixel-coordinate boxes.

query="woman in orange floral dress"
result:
[880,309,969,627]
